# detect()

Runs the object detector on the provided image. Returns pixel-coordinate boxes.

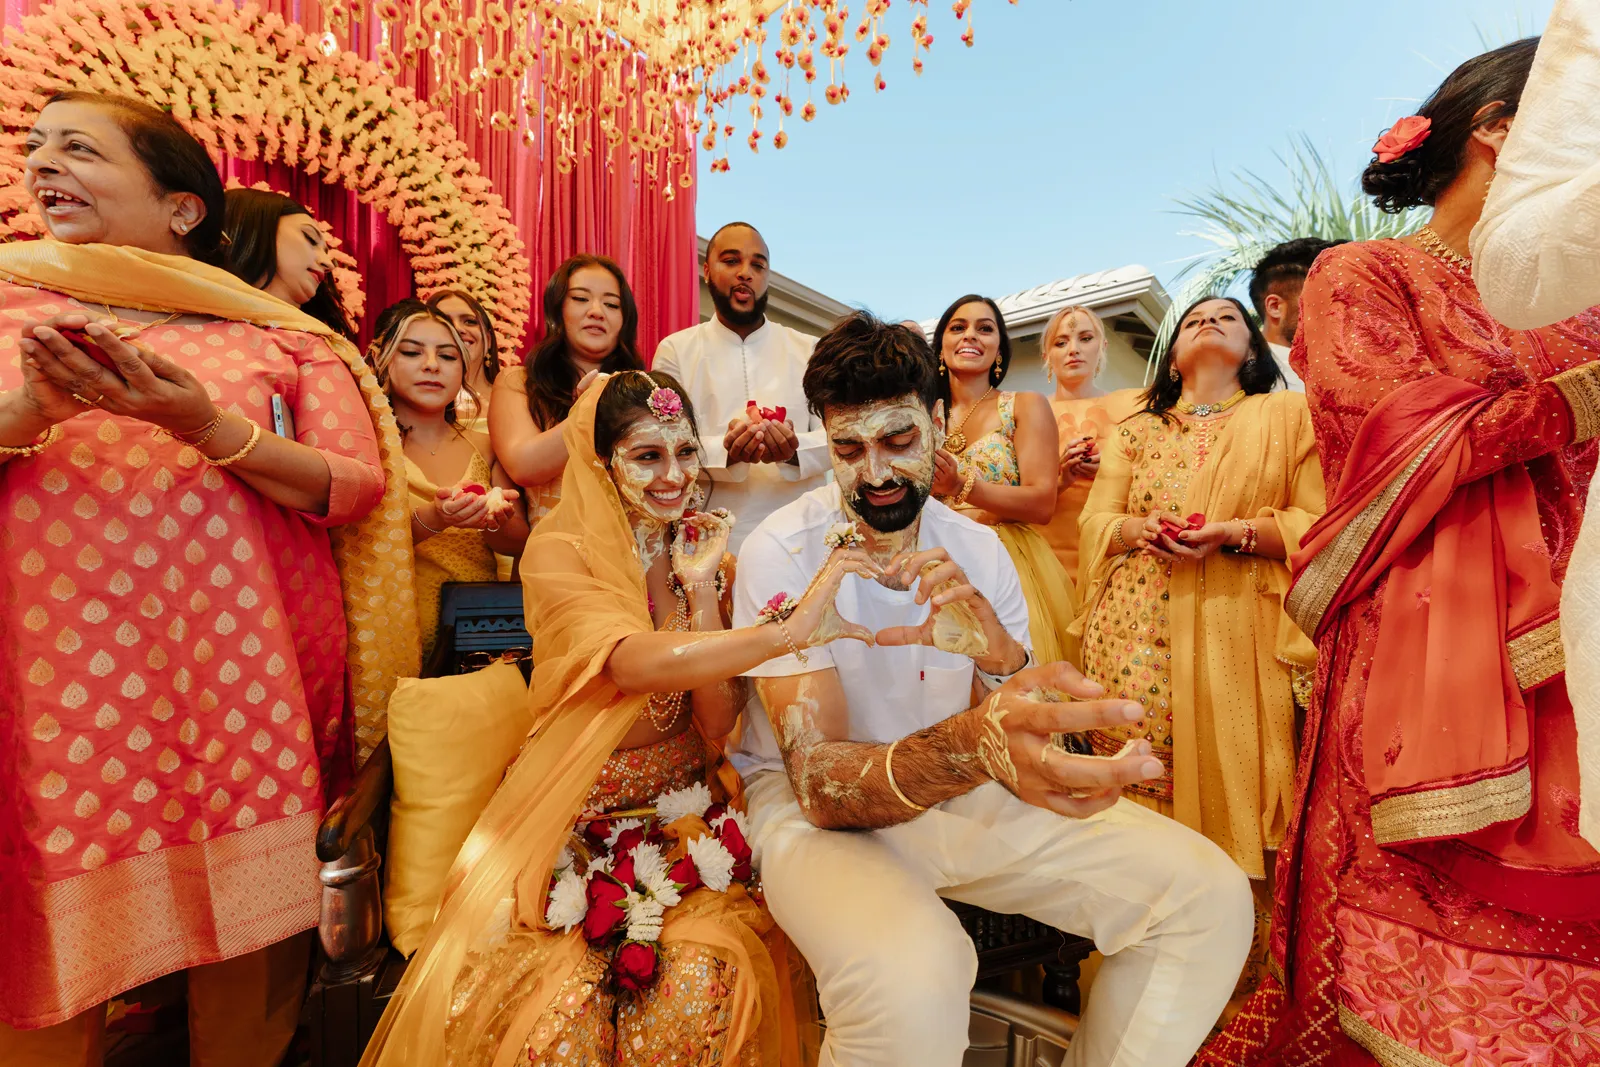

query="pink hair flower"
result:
[647,387,684,422]
[1372,115,1432,163]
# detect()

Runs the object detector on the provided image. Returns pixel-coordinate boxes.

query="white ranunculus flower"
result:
[544,867,589,933]
[685,833,736,892]
[654,782,713,825]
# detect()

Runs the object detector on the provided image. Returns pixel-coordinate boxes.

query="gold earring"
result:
[1167,363,1179,382]
[990,363,1001,384]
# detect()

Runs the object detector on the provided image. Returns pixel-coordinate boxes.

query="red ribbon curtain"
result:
[0,0,700,358]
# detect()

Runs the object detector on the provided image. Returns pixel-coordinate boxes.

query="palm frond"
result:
[1151,136,1426,377]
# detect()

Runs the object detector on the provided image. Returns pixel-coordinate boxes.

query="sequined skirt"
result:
[584,727,708,814]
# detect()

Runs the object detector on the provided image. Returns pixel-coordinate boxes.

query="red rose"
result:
[612,827,647,856]
[583,876,628,944]
[1373,115,1432,164]
[613,940,659,991]
[717,818,753,882]
[582,820,610,851]
[668,853,702,892]
[704,802,727,826]
[1185,513,1206,530]
[611,852,636,888]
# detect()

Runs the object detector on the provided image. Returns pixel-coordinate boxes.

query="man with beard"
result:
[1247,237,1344,391]
[653,221,829,548]
[730,312,1253,1067]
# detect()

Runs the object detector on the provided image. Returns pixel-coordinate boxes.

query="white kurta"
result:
[1269,342,1304,392]
[1467,0,1600,852]
[652,317,830,549]
[1470,0,1600,329]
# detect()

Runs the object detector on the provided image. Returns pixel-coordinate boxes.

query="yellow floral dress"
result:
[408,431,499,661]
[955,391,1080,666]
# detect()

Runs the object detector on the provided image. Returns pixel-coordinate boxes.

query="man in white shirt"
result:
[653,222,831,548]
[732,312,1253,1067]
[1247,237,1344,391]
[1472,0,1600,329]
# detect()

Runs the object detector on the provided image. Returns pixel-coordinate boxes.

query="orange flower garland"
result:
[0,0,530,352]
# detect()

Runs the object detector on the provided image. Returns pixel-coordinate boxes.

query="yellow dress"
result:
[408,430,500,661]
[1075,391,1323,877]
[956,391,1081,666]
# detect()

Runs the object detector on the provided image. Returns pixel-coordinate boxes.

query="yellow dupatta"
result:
[0,241,420,761]
[1075,390,1325,876]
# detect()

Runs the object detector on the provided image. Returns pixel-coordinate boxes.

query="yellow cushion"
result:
[384,661,532,956]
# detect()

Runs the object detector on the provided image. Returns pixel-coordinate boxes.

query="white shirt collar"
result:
[708,314,771,347]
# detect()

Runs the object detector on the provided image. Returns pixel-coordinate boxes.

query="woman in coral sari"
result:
[361,370,866,1067]
[1201,39,1600,1067]
[0,93,415,1066]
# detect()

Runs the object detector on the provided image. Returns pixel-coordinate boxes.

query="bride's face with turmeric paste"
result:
[822,394,939,533]
[608,415,701,524]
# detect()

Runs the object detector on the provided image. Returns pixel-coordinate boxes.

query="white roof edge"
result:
[920,266,1172,334]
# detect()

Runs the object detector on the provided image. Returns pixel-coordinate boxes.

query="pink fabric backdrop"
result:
[1,0,700,359]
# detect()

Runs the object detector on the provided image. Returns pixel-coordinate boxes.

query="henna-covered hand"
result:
[963,661,1163,818]
[784,547,880,649]
[671,508,734,585]
[874,547,1025,674]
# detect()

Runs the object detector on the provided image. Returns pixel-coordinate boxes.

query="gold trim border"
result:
[1369,765,1531,846]
[1508,617,1564,691]
[1552,363,1600,444]
[1286,426,1449,637]
[1339,1004,1448,1067]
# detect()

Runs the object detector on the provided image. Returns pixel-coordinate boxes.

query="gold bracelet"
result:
[175,412,226,448]
[204,419,262,467]
[885,739,927,812]
[952,467,979,507]
[1552,363,1600,444]
[0,423,61,457]
[1110,519,1130,554]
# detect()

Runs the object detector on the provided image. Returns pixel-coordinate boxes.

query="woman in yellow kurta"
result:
[1075,296,1324,994]
[370,299,530,660]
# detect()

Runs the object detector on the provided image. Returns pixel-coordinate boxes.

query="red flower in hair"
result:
[1373,116,1432,163]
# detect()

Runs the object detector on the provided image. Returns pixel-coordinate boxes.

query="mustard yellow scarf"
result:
[0,241,420,762]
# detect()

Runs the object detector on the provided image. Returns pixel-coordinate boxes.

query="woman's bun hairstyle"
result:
[1361,37,1538,214]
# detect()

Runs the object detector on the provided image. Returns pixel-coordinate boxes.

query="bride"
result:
[362,370,872,1066]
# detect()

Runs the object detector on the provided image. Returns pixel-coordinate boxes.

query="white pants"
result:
[745,773,1253,1067]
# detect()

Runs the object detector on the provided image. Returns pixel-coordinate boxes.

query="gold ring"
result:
[72,392,102,407]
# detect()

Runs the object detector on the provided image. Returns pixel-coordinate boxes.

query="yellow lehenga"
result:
[361,388,816,1067]
[955,391,1081,665]
[408,430,500,661]
[1073,390,1324,993]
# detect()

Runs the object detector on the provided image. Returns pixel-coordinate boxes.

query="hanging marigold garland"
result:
[0,0,530,352]
[309,0,1012,186]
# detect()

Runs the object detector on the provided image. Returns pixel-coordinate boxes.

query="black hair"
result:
[368,297,474,434]
[1362,37,1539,213]
[594,369,703,460]
[525,254,644,430]
[803,310,941,420]
[1248,238,1346,318]
[930,294,1012,409]
[1142,295,1282,417]
[706,220,764,256]
[222,188,356,339]
[43,90,225,264]
[427,288,500,384]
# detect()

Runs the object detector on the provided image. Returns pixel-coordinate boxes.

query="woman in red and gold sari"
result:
[1201,38,1600,1067]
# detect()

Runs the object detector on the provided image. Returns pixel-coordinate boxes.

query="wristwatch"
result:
[976,647,1035,691]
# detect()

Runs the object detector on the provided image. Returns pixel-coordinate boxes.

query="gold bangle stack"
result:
[204,418,262,467]
[952,467,979,507]
[175,411,226,448]
[1110,519,1131,555]
[1551,363,1600,444]
[885,739,927,812]
[0,423,61,457]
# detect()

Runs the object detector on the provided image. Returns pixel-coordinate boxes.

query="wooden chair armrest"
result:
[317,738,393,863]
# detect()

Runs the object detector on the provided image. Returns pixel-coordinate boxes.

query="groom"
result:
[731,312,1252,1067]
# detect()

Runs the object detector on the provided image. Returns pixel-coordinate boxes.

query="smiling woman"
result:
[222,187,356,340]
[369,298,530,660]
[0,90,419,1064]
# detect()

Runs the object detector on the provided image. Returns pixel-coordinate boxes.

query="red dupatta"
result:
[1285,374,1573,911]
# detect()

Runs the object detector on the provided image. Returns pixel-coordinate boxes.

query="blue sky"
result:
[694,0,1553,322]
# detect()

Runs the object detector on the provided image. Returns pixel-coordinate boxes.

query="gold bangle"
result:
[1552,363,1600,444]
[205,418,262,467]
[176,412,226,448]
[0,423,61,457]
[1110,519,1130,554]
[885,739,927,812]
[952,467,979,507]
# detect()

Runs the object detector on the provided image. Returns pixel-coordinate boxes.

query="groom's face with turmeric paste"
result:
[822,394,939,534]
